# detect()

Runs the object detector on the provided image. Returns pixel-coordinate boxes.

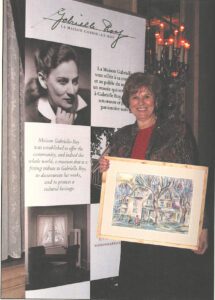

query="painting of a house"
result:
[112,173,193,234]
[98,156,207,250]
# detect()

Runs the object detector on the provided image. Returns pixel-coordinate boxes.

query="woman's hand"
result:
[55,107,74,124]
[193,228,208,255]
[99,157,110,173]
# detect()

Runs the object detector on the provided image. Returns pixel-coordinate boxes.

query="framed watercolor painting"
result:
[97,157,208,250]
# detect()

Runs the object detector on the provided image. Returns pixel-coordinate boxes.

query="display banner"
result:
[25,123,91,206]
[26,282,90,299]
[25,0,146,298]
[25,0,145,128]
[90,204,121,280]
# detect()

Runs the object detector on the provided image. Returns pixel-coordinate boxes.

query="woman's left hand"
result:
[55,107,74,124]
[193,228,208,255]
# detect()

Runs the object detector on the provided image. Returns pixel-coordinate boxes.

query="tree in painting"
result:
[173,178,193,224]
[135,175,175,225]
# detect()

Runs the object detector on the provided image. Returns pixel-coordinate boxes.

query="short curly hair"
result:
[122,72,164,114]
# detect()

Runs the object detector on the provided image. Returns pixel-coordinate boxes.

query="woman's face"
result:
[129,86,155,124]
[45,60,79,112]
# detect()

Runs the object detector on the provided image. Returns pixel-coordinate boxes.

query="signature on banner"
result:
[39,8,135,48]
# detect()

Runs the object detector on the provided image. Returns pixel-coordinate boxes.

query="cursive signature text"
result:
[43,8,134,48]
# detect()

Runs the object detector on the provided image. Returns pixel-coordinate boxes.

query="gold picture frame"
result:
[97,157,208,250]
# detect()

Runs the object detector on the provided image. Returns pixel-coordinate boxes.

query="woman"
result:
[99,72,209,299]
[25,41,90,125]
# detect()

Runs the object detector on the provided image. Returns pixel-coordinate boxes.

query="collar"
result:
[38,95,87,123]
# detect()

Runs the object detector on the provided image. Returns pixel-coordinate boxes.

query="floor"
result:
[1,263,25,299]
[1,266,213,300]
[1,256,213,299]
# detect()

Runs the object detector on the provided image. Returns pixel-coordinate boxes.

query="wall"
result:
[198,0,215,166]
[103,0,137,13]
[184,0,215,165]
[198,2,214,268]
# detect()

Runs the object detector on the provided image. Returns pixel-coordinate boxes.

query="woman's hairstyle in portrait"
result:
[35,42,79,75]
[122,72,165,115]
[25,41,79,104]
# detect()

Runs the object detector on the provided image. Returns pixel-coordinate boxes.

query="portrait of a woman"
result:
[25,40,91,125]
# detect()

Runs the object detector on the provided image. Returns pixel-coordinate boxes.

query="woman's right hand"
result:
[99,157,110,173]
[55,107,74,124]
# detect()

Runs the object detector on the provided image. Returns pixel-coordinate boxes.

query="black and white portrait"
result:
[25,39,91,126]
